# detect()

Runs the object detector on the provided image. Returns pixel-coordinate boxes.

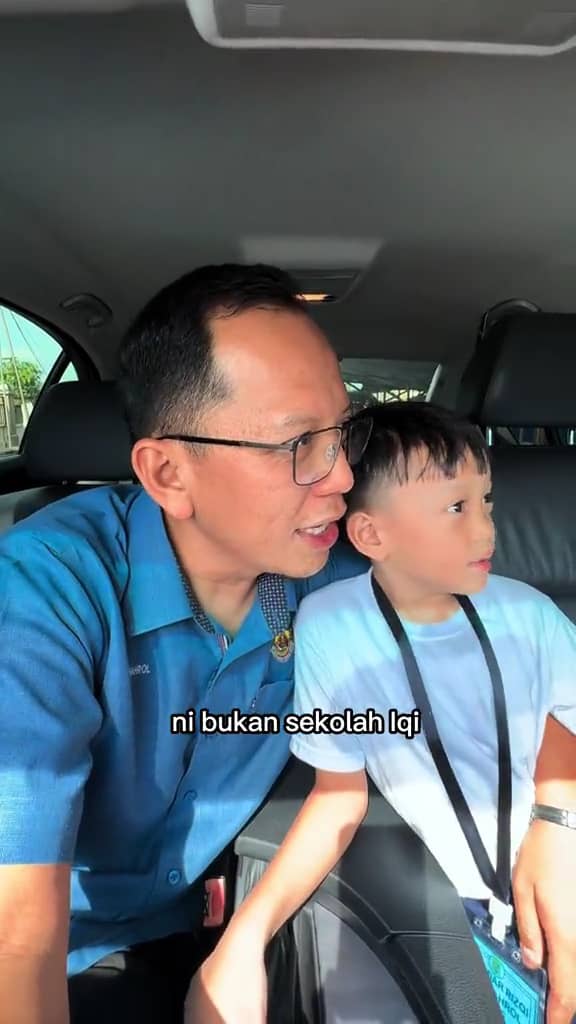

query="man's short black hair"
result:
[118,263,308,440]
[347,400,490,514]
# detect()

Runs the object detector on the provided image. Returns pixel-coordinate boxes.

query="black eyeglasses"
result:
[158,414,373,486]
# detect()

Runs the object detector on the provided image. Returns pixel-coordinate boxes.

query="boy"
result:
[190,401,576,1022]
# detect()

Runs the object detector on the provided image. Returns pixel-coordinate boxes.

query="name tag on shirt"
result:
[464,900,547,1024]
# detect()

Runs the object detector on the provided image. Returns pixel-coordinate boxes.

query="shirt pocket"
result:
[249,675,294,722]
[71,867,155,921]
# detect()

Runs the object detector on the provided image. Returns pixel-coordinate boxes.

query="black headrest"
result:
[458,313,576,426]
[24,381,133,482]
[490,447,576,622]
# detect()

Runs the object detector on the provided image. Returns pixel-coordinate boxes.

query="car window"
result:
[340,358,439,412]
[491,426,576,447]
[0,304,78,457]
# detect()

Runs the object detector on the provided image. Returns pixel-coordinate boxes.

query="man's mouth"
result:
[296,520,340,549]
[302,525,330,535]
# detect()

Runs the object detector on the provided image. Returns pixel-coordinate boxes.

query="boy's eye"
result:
[448,493,493,514]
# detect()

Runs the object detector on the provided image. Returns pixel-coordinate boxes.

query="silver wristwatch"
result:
[530,803,576,829]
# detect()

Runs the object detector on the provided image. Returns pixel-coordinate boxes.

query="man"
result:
[0,264,574,1024]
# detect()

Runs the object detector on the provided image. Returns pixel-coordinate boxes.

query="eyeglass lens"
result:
[294,417,372,485]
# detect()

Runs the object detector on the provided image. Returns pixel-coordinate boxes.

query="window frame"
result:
[340,358,440,412]
[0,298,99,464]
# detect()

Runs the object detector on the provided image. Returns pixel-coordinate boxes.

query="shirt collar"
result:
[124,489,192,637]
[180,570,295,635]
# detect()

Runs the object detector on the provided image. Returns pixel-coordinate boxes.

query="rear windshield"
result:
[340,358,439,412]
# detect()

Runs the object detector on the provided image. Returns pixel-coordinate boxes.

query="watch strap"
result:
[530,803,576,829]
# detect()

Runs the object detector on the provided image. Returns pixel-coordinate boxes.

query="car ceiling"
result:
[1,0,576,378]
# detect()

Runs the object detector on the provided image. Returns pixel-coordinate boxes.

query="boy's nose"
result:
[475,513,496,549]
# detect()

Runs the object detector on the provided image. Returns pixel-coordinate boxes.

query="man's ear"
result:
[131,438,195,520]
[346,509,390,561]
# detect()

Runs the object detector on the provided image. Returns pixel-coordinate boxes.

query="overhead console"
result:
[187,1,576,57]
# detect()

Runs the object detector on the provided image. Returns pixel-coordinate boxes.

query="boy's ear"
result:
[346,509,390,561]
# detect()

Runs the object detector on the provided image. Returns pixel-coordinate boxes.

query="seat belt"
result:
[370,574,513,937]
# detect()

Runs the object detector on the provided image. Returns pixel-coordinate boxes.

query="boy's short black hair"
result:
[347,400,490,514]
[118,263,308,441]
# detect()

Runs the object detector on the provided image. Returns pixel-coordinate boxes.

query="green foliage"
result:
[0,359,43,402]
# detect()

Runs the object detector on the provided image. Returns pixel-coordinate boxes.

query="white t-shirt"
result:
[290,571,576,900]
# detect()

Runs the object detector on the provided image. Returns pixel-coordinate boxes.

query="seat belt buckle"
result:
[203,876,226,927]
[488,896,513,944]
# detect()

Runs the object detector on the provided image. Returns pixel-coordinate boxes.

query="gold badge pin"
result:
[271,628,294,662]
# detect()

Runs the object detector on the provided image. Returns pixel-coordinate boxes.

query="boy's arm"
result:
[186,596,368,1024]
[186,768,368,1024]
[221,767,367,944]
[513,716,576,1024]
[513,603,576,1024]
[534,711,576,810]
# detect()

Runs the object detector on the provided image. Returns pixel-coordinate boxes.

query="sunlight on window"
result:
[341,359,439,411]
[0,307,76,457]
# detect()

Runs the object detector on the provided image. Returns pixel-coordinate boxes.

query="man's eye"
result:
[484,492,494,505]
[297,433,314,449]
[448,501,464,513]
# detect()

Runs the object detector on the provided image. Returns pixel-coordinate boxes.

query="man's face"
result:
[177,307,354,579]
[353,448,495,598]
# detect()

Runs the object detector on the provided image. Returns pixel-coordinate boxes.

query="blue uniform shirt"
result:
[0,485,364,974]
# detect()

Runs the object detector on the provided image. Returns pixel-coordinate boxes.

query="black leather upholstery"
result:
[491,447,576,622]
[0,380,133,532]
[458,313,576,427]
[458,312,576,624]
[23,380,132,482]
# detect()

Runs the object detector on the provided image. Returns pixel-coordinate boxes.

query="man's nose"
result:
[313,445,355,496]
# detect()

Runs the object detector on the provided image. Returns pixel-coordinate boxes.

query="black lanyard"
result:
[371,575,512,905]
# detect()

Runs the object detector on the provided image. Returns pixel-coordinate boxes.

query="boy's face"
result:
[347,447,495,598]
